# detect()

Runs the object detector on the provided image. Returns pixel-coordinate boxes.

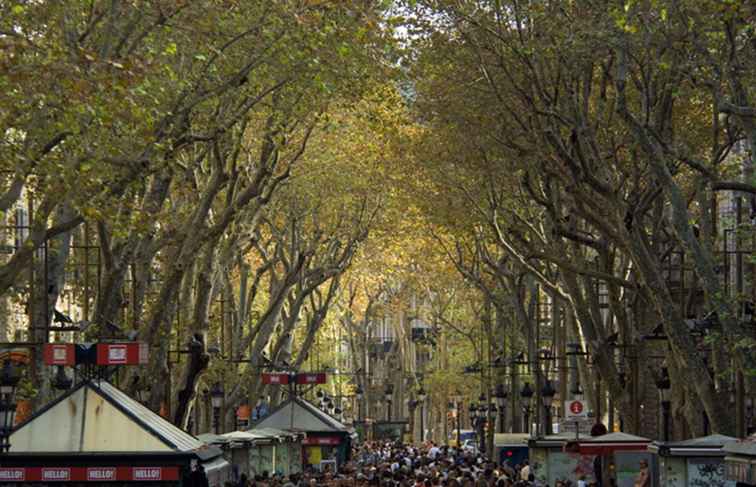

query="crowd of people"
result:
[229,440,623,487]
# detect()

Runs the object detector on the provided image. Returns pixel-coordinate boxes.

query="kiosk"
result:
[576,432,653,487]
[250,397,353,468]
[4,379,231,486]
[723,435,756,486]
[648,433,735,487]
[528,433,597,485]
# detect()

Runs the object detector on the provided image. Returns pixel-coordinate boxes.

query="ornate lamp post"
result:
[520,382,534,435]
[495,383,507,433]
[210,382,224,434]
[478,393,488,454]
[656,367,671,441]
[452,392,463,447]
[385,384,394,421]
[542,380,556,435]
[52,365,72,391]
[0,361,20,453]
[355,385,364,422]
[418,387,427,444]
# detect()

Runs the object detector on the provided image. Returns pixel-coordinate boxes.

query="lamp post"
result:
[418,387,427,444]
[0,360,20,453]
[520,382,534,435]
[452,392,462,448]
[542,380,556,435]
[478,393,488,454]
[356,385,364,422]
[495,383,507,433]
[656,368,671,441]
[385,384,394,422]
[210,382,224,434]
[52,365,72,391]
[469,402,478,449]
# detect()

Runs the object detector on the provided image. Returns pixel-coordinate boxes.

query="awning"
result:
[575,432,651,455]
[303,436,341,446]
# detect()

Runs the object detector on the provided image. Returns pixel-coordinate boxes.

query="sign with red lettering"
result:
[303,436,341,446]
[96,343,149,366]
[262,373,291,385]
[43,344,76,366]
[295,373,327,385]
[0,467,179,482]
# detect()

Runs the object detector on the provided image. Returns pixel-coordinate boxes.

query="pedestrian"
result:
[633,460,649,487]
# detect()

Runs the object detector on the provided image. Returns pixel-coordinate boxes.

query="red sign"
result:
[295,373,327,385]
[132,467,163,481]
[43,344,75,366]
[41,468,70,481]
[262,373,291,385]
[569,401,583,414]
[303,436,341,446]
[0,467,179,482]
[87,468,116,481]
[96,343,149,366]
[0,469,24,482]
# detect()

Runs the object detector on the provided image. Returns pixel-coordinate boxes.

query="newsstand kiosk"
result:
[0,379,230,486]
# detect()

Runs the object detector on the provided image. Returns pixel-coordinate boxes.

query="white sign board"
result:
[565,400,588,419]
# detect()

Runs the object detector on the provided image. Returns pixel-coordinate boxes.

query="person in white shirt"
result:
[520,460,530,481]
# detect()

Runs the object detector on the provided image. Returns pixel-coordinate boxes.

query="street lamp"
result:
[542,380,556,435]
[656,368,671,441]
[520,382,534,434]
[210,382,224,434]
[452,392,463,448]
[385,384,394,421]
[0,361,21,452]
[52,365,72,391]
[495,383,507,433]
[355,385,364,421]
[418,387,427,444]
[477,394,488,454]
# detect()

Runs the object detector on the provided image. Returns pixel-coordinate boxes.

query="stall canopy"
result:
[251,397,351,437]
[649,433,736,457]
[576,432,651,455]
[7,379,230,484]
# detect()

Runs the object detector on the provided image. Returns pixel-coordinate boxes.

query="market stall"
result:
[528,433,597,485]
[4,379,231,487]
[250,397,353,468]
[648,433,735,487]
[723,435,756,486]
[576,432,653,487]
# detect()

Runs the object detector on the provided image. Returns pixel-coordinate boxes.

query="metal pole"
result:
[456,404,461,448]
[479,418,485,454]
[662,401,671,442]
[524,410,530,435]
[420,402,425,444]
